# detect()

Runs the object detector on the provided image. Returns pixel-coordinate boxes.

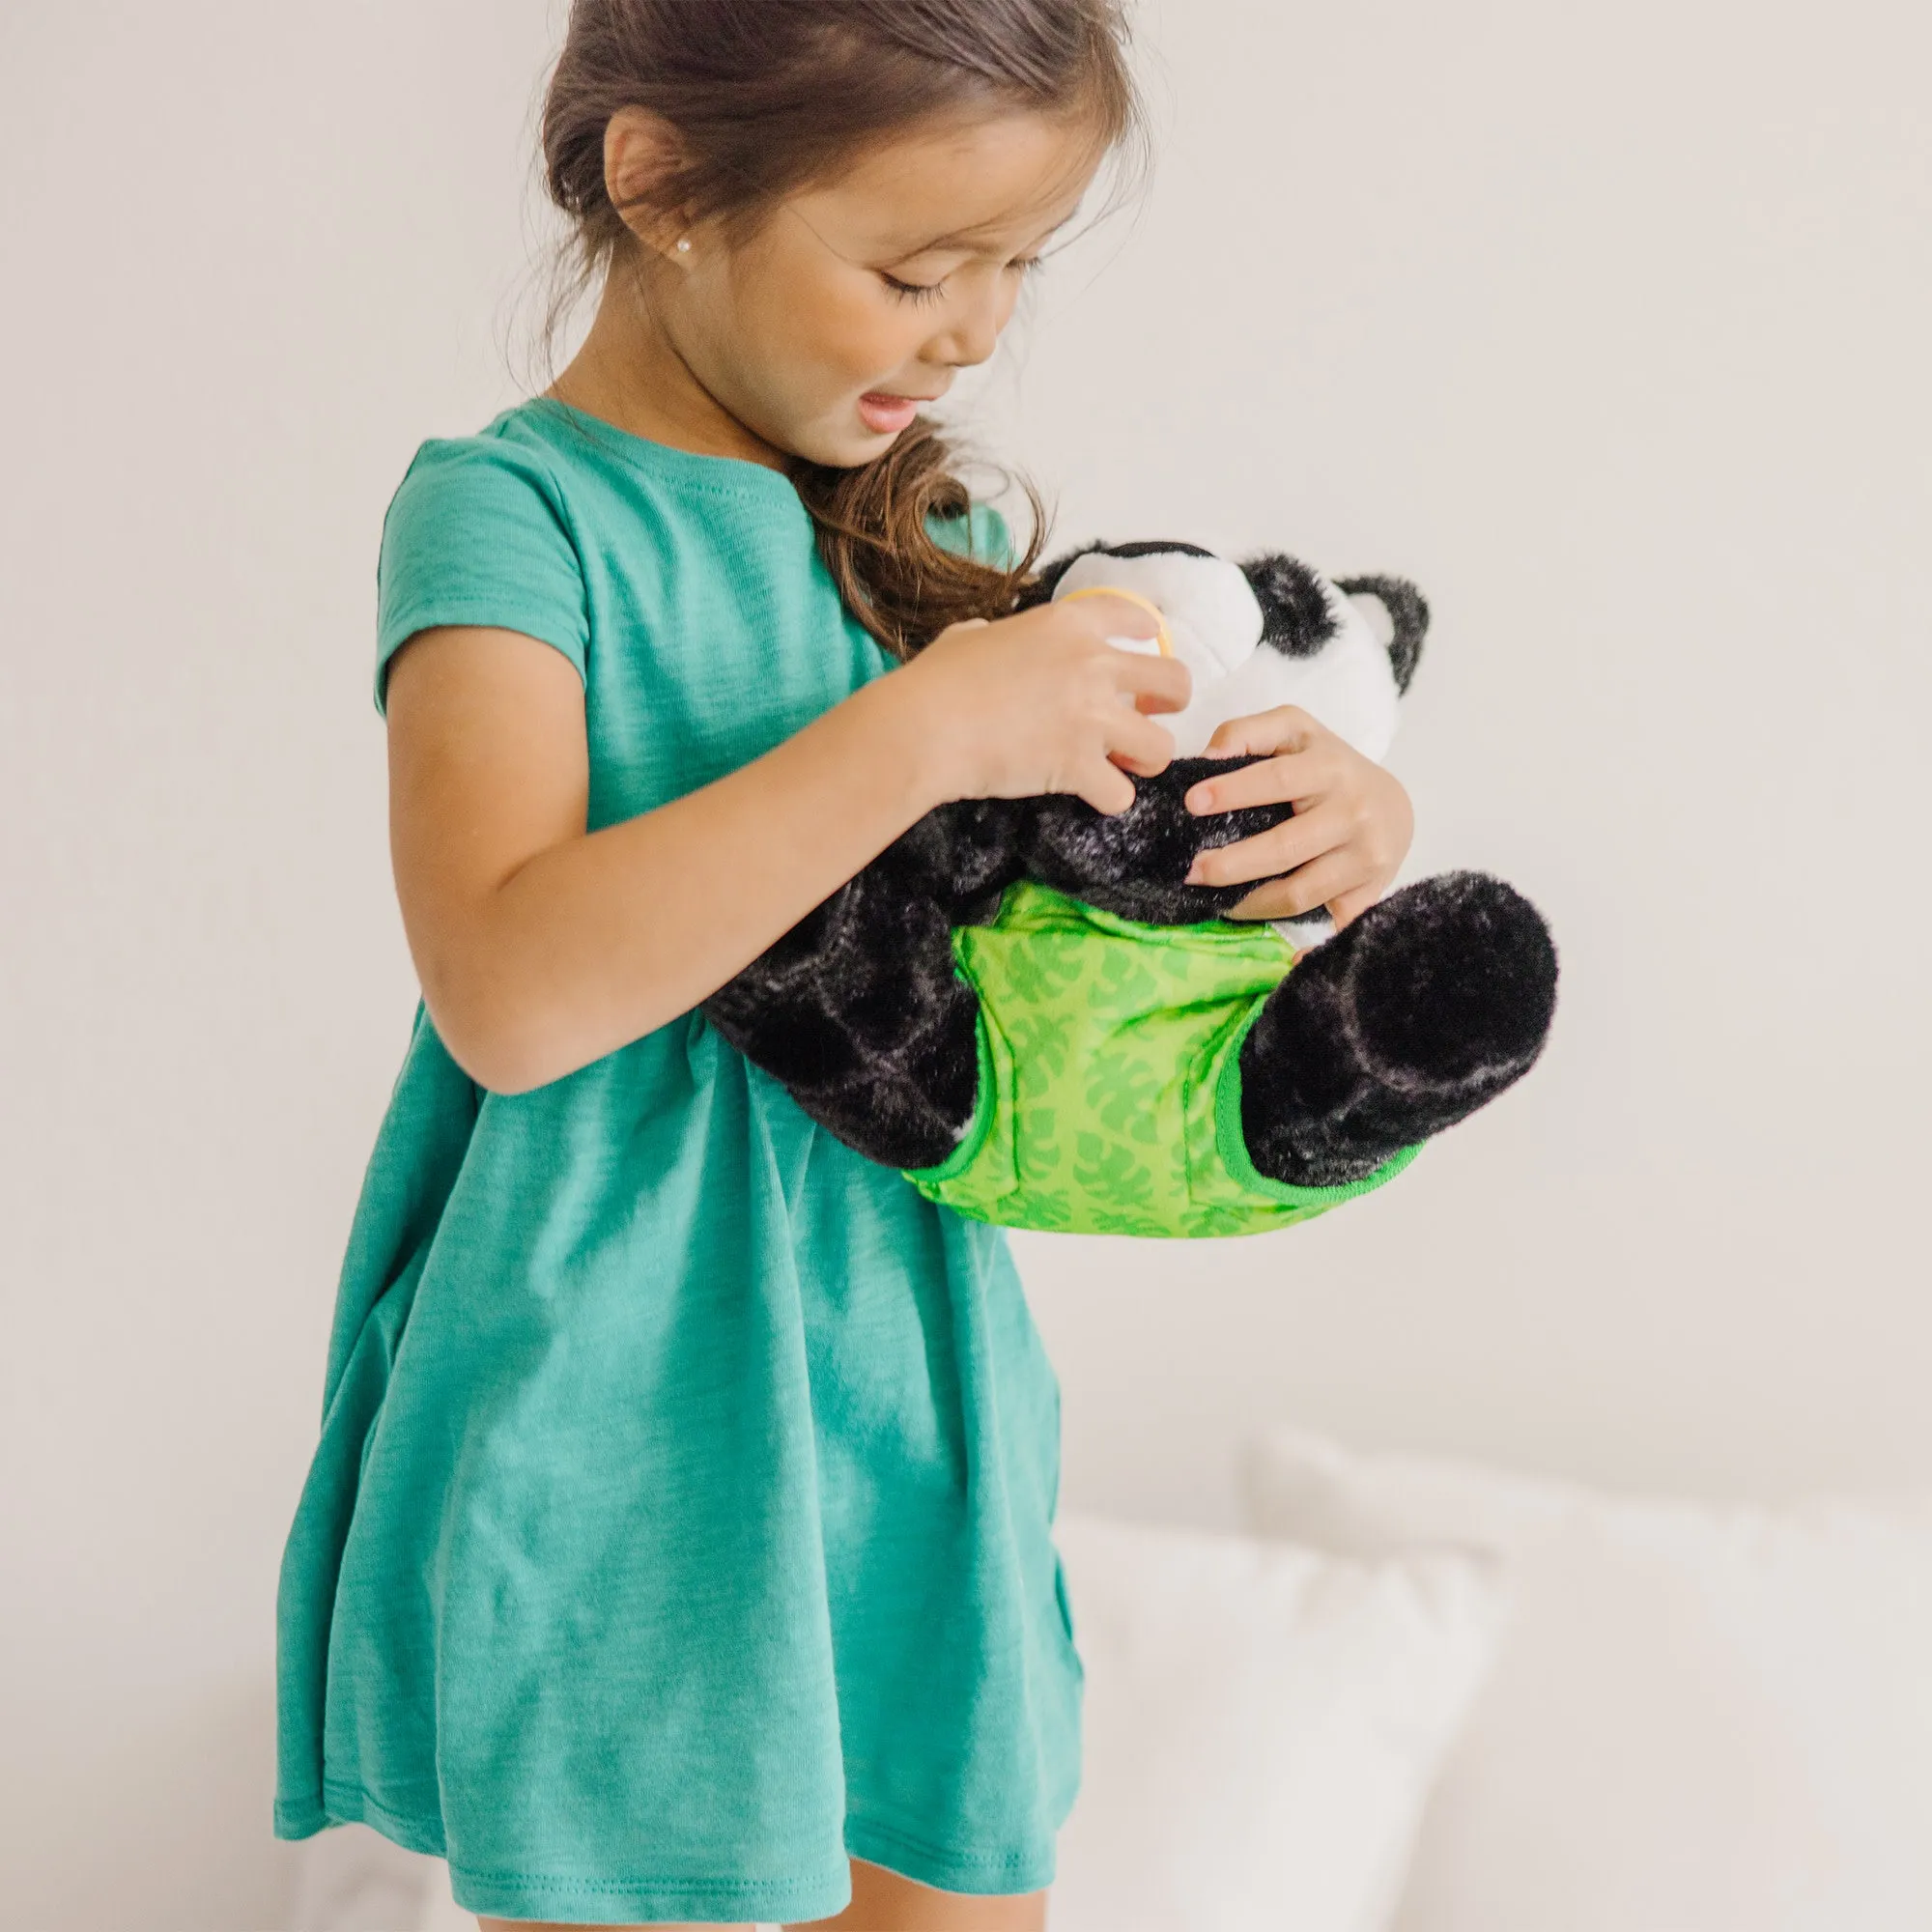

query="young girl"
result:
[274,4,1413,1927]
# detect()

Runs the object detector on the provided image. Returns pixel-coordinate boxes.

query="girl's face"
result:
[637,109,1104,469]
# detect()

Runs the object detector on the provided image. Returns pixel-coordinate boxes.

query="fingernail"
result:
[1185,786,1208,813]
[1184,859,1204,884]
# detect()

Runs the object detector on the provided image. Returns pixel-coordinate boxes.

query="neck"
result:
[546,256,787,472]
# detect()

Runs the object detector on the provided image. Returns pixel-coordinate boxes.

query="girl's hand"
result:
[1180,706,1414,928]
[898,598,1193,815]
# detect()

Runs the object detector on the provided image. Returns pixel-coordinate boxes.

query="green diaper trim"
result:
[912,995,1003,1190]
[1210,996,1424,1207]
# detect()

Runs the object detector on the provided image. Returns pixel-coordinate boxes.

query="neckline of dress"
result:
[517,396,805,505]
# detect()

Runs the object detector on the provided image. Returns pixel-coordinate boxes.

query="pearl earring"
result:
[675,239,692,254]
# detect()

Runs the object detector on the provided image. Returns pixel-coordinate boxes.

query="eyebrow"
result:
[878,210,1078,267]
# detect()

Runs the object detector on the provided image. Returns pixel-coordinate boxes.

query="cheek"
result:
[729,251,911,396]
[781,287,916,394]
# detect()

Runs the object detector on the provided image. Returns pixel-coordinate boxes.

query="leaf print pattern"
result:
[1007,1009,1074,1079]
[1072,1131,1157,1211]
[1005,929,1086,1009]
[1086,1051,1162,1142]
[1090,946,1161,1016]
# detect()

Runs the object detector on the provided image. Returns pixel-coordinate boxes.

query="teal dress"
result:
[273,399,1083,1925]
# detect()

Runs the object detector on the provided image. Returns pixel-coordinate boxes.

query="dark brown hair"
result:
[538,0,1145,658]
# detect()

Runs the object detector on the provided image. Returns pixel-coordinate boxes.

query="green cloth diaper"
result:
[905,882,1421,1237]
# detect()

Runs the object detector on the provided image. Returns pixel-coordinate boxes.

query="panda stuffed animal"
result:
[700,542,1558,1239]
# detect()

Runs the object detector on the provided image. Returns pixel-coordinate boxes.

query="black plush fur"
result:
[1237,872,1557,1185]
[1243,552,1341,656]
[699,548,1559,1198]
[698,798,1018,1171]
[1022,755,1300,925]
[698,767,1288,1171]
[1336,574,1430,694]
[1024,537,1218,605]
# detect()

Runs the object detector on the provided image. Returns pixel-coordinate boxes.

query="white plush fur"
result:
[1053,550,1404,763]
[1054,548,1406,950]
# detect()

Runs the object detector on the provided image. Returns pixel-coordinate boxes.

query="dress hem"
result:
[844,1811,1057,1893]
[276,1783,1059,1921]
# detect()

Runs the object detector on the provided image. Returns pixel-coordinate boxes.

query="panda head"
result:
[1040,541,1429,763]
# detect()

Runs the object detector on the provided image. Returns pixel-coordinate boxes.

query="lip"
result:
[858,388,945,435]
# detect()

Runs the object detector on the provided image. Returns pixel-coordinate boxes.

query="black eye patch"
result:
[1240,554,1340,659]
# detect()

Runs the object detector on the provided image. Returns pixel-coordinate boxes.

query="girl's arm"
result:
[385,599,1186,1094]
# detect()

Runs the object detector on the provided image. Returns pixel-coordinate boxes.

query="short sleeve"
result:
[374,435,591,714]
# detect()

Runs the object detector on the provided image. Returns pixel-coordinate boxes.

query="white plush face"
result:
[1053,548,1403,763]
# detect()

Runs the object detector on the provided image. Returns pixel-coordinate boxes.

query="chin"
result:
[779,398,913,469]
[795,428,901,471]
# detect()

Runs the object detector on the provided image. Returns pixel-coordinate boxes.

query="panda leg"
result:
[699,804,1026,1172]
[1237,872,1558,1187]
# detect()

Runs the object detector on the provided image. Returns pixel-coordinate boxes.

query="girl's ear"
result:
[603,107,694,261]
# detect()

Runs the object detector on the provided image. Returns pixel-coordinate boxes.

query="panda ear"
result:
[1240,553,1341,659]
[1017,542,1110,611]
[1336,575,1431,694]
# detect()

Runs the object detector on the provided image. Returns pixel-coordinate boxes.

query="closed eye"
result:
[880,257,1046,305]
[881,272,947,305]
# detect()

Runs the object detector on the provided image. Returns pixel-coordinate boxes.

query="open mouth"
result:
[857,392,932,435]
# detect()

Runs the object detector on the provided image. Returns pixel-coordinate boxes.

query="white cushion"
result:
[1048,1510,1506,1932]
[1240,1428,1932,1932]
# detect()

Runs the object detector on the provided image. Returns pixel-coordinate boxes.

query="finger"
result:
[1105,710,1177,776]
[1185,805,1348,888]
[1198,704,1323,761]
[1049,592,1163,648]
[1074,759,1138,816]
[1325,883,1385,930]
[1216,875,1310,922]
[1230,850,1367,922]
[1109,647,1193,715]
[1183,748,1335,815]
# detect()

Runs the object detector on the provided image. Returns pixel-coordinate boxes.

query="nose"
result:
[926,274,1017,370]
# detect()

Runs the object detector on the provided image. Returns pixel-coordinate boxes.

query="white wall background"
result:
[2,2,1927,1926]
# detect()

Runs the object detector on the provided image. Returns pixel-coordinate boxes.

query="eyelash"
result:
[881,257,1045,305]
